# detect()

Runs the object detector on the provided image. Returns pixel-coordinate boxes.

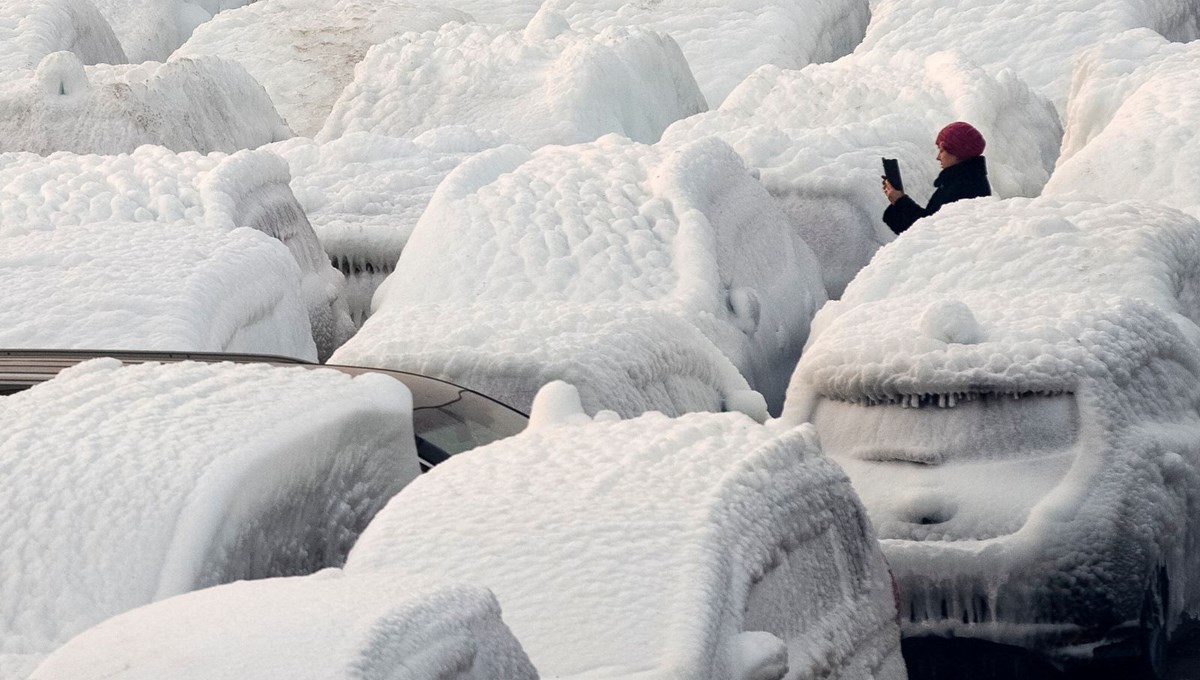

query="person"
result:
[882,121,992,235]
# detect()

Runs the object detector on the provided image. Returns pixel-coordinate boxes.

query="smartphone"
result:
[881,157,904,192]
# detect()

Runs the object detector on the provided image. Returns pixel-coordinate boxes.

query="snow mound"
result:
[0,0,125,70]
[175,0,468,136]
[855,0,1200,118]
[265,128,506,327]
[318,17,706,148]
[340,136,826,415]
[537,0,870,106]
[0,221,315,355]
[31,574,537,680]
[85,0,247,63]
[0,53,288,155]
[346,401,904,679]
[663,49,1061,298]
[1046,32,1200,218]
[0,360,419,679]
[0,147,353,360]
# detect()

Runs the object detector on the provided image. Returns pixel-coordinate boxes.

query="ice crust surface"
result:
[86,0,251,63]
[30,574,538,680]
[175,0,467,137]
[317,15,707,148]
[0,0,125,70]
[0,53,289,155]
[0,360,419,680]
[346,383,905,679]
[334,135,826,416]
[663,48,1061,298]
[538,0,871,106]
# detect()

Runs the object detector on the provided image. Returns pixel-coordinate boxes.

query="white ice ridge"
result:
[1046,32,1200,218]
[85,0,250,63]
[0,360,419,680]
[663,48,1061,298]
[30,574,538,680]
[0,221,315,356]
[317,14,707,148]
[0,0,125,71]
[337,135,826,416]
[0,147,354,360]
[537,0,870,107]
[0,53,289,155]
[346,386,905,679]
[175,0,468,137]
[265,128,507,327]
[855,0,1200,118]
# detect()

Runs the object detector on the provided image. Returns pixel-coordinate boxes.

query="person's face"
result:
[937,143,959,169]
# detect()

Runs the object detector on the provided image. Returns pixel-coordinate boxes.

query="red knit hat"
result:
[936,121,986,159]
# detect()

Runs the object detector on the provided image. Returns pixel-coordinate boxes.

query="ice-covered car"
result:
[783,197,1200,677]
[343,382,906,680]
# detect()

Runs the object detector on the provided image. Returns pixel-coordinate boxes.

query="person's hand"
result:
[882,177,904,204]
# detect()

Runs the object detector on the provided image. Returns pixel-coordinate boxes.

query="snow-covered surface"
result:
[0,0,125,70]
[265,128,506,326]
[0,147,353,359]
[175,0,468,137]
[318,15,707,148]
[1046,32,1200,218]
[346,382,904,679]
[0,360,419,680]
[31,574,538,680]
[336,136,825,415]
[663,49,1061,298]
[87,0,249,63]
[0,221,315,356]
[538,0,871,106]
[855,0,1200,117]
[0,53,288,155]
[783,197,1200,651]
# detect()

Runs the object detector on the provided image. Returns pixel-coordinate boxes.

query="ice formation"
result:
[86,0,250,63]
[333,136,825,416]
[537,0,870,106]
[0,360,420,680]
[346,382,905,679]
[265,128,507,326]
[0,0,125,70]
[0,53,288,155]
[663,49,1061,298]
[0,147,354,359]
[783,197,1200,664]
[175,0,468,136]
[0,221,315,356]
[1045,32,1200,218]
[855,0,1200,117]
[31,574,538,680]
[317,15,707,148]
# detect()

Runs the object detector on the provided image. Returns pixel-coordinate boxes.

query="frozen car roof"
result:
[0,359,419,679]
[29,575,538,680]
[345,382,902,679]
[0,53,288,155]
[0,0,125,70]
[317,14,706,148]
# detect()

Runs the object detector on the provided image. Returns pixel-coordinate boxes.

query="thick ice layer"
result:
[265,128,506,327]
[538,0,870,106]
[855,0,1200,117]
[0,53,288,155]
[663,49,1061,298]
[354,135,825,414]
[0,221,315,356]
[783,197,1200,655]
[347,388,904,679]
[1046,33,1200,218]
[437,0,540,27]
[0,147,353,359]
[31,574,537,680]
[0,360,419,679]
[175,0,467,136]
[318,15,707,148]
[0,0,125,70]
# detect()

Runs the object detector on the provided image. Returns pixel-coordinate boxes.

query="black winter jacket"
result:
[883,155,991,235]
